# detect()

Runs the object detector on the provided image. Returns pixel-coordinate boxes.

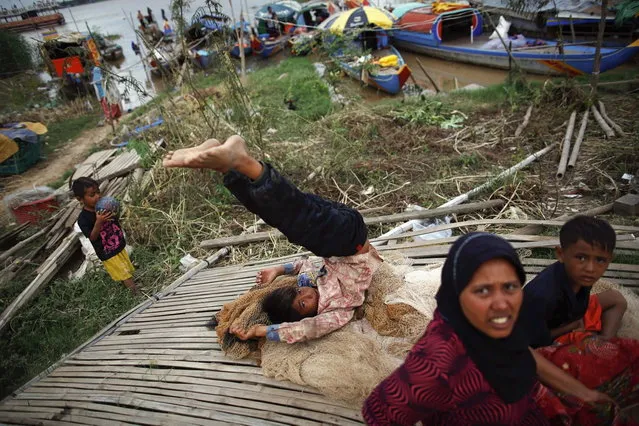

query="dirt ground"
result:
[0,126,111,194]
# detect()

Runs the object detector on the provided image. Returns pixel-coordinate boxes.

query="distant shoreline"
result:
[58,0,110,8]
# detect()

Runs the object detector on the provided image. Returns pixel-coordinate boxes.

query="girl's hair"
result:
[262,287,304,324]
[71,177,99,198]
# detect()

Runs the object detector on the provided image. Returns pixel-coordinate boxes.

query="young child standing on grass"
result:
[72,177,138,294]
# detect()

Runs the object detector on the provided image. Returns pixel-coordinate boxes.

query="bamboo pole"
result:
[374,143,558,243]
[414,57,441,93]
[0,233,79,332]
[228,0,245,78]
[0,223,53,263]
[439,143,558,208]
[591,105,615,138]
[514,105,533,137]
[598,101,625,135]
[200,200,505,249]
[568,109,589,169]
[589,0,609,98]
[557,110,577,178]
[511,203,613,236]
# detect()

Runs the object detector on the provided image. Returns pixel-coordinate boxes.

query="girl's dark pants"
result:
[223,163,367,258]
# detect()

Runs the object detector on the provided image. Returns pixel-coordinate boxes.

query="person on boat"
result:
[523,216,639,423]
[131,41,140,55]
[161,8,167,22]
[147,7,154,24]
[266,6,280,38]
[363,232,612,425]
[162,136,382,344]
[163,19,173,36]
[137,10,145,26]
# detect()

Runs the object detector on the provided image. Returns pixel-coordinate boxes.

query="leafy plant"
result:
[0,30,34,76]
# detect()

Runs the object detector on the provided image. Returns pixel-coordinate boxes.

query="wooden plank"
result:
[520,258,639,272]
[524,266,639,280]
[199,200,506,249]
[371,218,639,244]
[72,149,118,180]
[380,234,636,253]
[94,151,141,182]
[409,257,639,274]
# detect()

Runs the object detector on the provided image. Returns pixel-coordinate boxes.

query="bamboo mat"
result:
[1,245,637,425]
[0,258,364,426]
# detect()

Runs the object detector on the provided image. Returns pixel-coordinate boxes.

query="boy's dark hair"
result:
[262,287,304,324]
[71,177,99,198]
[560,215,616,254]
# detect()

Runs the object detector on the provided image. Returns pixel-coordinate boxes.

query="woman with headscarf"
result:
[363,233,613,425]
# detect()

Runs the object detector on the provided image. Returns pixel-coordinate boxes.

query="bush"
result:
[0,30,34,76]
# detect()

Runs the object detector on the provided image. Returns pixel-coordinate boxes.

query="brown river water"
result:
[16,0,620,108]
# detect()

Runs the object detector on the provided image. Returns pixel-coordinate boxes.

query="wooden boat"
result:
[392,7,639,76]
[230,40,253,58]
[252,34,290,58]
[94,35,124,61]
[337,45,411,94]
[0,5,64,32]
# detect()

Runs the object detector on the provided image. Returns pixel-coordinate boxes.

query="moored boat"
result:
[252,33,290,58]
[230,40,253,58]
[0,4,64,32]
[392,7,639,76]
[337,45,411,94]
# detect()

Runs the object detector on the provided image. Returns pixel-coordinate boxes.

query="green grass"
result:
[47,168,75,190]
[0,245,180,399]
[0,74,49,114]
[191,72,223,90]
[44,114,102,156]
[125,92,169,122]
[248,57,332,125]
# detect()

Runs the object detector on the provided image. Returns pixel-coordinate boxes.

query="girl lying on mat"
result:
[163,135,382,344]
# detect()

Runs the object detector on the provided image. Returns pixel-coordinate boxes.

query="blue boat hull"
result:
[338,46,411,95]
[392,31,639,76]
[254,36,289,58]
[230,44,252,58]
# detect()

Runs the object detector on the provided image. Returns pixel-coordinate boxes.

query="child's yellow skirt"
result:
[102,250,135,281]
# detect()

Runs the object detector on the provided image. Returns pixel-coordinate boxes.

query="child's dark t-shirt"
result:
[524,261,591,348]
[77,209,126,261]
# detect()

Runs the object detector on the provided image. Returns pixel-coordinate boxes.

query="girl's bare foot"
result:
[256,266,282,286]
[162,138,221,168]
[162,136,254,174]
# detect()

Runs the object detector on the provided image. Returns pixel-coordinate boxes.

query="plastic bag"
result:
[411,216,452,241]
[489,16,511,40]
[3,186,55,210]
